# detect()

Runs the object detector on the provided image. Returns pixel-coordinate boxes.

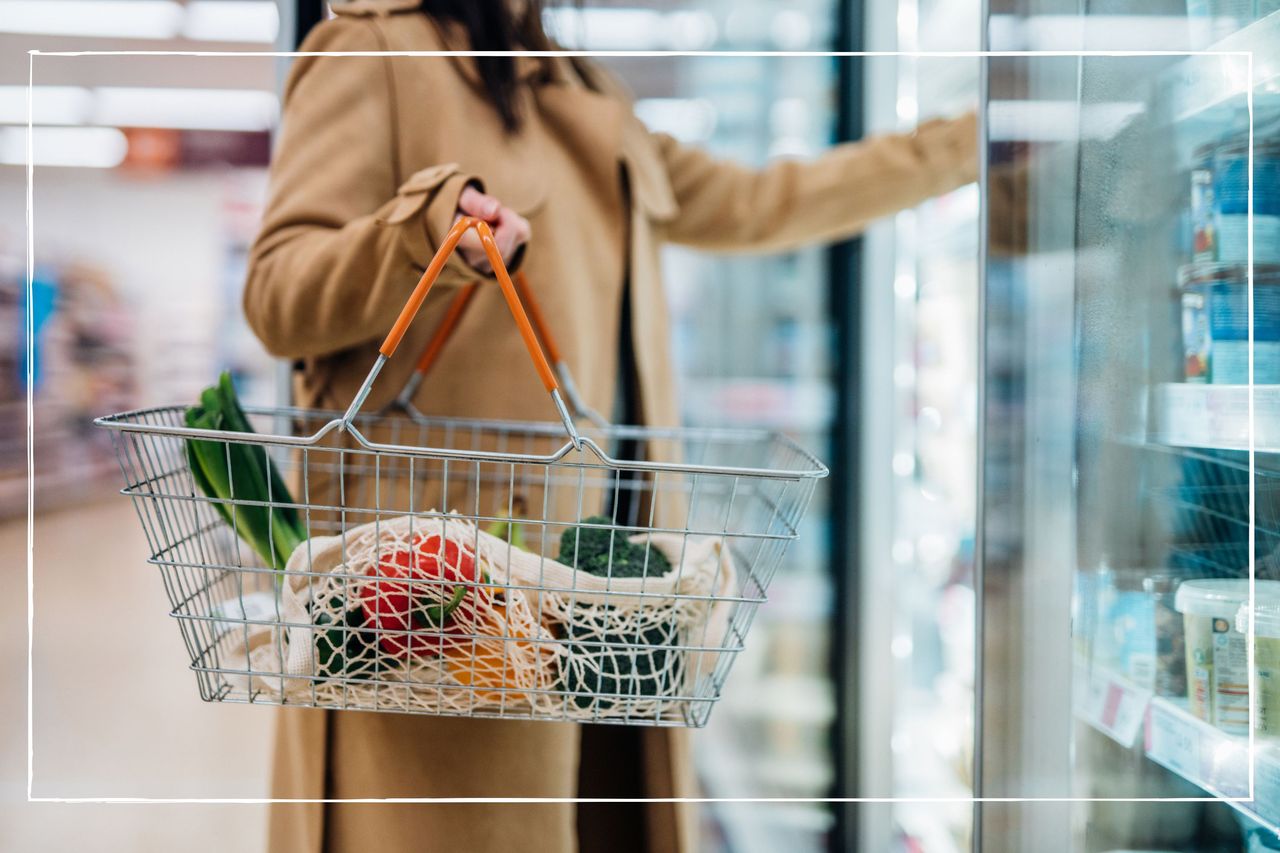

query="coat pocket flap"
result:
[378,164,462,225]
[397,162,461,196]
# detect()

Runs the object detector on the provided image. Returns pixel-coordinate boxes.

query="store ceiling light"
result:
[0,85,92,126]
[0,0,278,43]
[0,0,183,39]
[182,1,278,43]
[92,87,278,132]
[543,8,716,50]
[2,126,128,168]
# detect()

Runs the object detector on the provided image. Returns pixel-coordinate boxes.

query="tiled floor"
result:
[2,498,272,852]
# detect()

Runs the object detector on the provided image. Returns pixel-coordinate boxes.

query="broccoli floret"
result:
[558,621,676,708]
[559,515,671,578]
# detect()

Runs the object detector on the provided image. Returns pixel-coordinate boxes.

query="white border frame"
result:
[24,47,1256,811]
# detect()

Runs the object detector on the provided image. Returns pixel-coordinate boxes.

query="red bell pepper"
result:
[358,533,488,658]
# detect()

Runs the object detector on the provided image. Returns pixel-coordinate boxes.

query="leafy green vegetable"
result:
[486,513,527,551]
[558,515,671,578]
[184,371,306,569]
[556,517,676,707]
[314,596,376,677]
[558,623,676,709]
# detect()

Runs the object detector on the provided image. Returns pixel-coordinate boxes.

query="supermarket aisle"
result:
[1,498,271,852]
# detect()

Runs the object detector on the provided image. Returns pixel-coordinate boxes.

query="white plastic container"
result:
[1175,579,1280,734]
[1236,595,1280,738]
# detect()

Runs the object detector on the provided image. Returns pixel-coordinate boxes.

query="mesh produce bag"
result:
[222,513,736,720]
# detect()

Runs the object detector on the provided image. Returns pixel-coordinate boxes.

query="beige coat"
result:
[244,2,977,851]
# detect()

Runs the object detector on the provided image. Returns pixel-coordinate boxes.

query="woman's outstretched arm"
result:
[655,113,977,253]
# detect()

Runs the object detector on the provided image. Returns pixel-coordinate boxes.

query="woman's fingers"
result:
[457,185,502,223]
[452,193,530,273]
[491,208,531,266]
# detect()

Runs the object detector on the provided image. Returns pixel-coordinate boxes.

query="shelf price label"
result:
[1147,701,1204,783]
[1146,699,1251,799]
[1081,667,1152,748]
[1250,750,1280,826]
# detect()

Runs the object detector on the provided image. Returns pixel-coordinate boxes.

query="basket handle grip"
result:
[342,216,580,447]
[380,217,557,391]
[393,270,572,412]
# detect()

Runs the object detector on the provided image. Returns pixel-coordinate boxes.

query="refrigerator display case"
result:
[979,3,1280,851]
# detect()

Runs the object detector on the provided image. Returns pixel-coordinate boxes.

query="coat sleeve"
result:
[655,112,978,253]
[243,17,481,360]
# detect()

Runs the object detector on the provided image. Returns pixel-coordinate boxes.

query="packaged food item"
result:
[1191,144,1216,262]
[1176,579,1280,734]
[1094,566,1158,687]
[1179,263,1280,384]
[1145,572,1189,697]
[1236,596,1280,738]
[1212,139,1280,263]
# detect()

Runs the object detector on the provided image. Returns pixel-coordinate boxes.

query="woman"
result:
[244,1,977,851]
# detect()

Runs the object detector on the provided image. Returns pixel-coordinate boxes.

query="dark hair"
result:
[421,0,551,133]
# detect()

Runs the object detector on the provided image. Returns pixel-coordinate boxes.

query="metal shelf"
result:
[1075,661,1280,833]
[1158,10,1280,126]
[1151,383,1280,453]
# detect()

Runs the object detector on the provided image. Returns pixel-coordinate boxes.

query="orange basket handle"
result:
[340,216,580,447]
[396,268,609,427]
[391,281,480,408]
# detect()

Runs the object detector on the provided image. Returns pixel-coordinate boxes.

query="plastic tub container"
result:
[1236,597,1280,738]
[1176,579,1280,734]
[1179,263,1280,384]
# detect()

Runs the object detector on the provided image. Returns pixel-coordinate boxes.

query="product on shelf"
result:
[1145,572,1190,697]
[1211,137,1280,263]
[1179,263,1280,384]
[1236,599,1280,738]
[1191,143,1216,262]
[1093,563,1159,687]
[1175,578,1280,734]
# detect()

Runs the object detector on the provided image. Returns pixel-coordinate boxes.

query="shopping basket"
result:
[96,216,828,727]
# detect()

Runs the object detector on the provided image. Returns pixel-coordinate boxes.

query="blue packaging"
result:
[1180,263,1280,383]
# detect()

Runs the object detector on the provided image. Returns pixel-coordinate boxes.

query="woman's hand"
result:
[451,184,531,274]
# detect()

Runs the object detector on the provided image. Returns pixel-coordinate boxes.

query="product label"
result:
[1183,289,1210,382]
[1193,167,1216,261]
[1187,614,1215,722]
[1215,214,1280,265]
[1211,341,1280,384]
[1214,616,1251,734]
[1258,637,1280,738]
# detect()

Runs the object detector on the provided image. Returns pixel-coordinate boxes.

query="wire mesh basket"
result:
[96,217,828,727]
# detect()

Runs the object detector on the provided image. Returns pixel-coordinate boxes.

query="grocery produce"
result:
[557,517,677,708]
[559,515,671,578]
[357,533,477,658]
[442,604,542,704]
[313,595,376,677]
[184,372,306,569]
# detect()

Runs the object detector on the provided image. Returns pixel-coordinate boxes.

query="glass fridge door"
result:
[980,3,1280,851]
